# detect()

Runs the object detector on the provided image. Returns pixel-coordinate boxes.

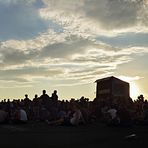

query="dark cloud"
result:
[0,66,63,82]
[72,52,131,65]
[0,48,38,67]
[69,65,110,74]
[97,33,148,47]
[0,37,95,68]
[39,37,94,58]
[84,0,141,30]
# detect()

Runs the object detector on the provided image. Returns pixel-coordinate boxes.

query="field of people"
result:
[0,122,148,148]
[0,90,148,148]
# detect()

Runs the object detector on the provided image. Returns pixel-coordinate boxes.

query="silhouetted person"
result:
[24,94,31,106]
[142,100,148,122]
[33,94,39,104]
[0,105,8,123]
[47,103,85,126]
[32,94,40,121]
[39,90,51,109]
[51,90,58,103]
[33,94,38,100]
[49,90,59,120]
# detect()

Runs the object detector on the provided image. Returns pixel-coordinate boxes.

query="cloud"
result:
[117,75,143,82]
[0,0,148,89]
[0,36,96,69]
[0,47,37,68]
[1,0,148,42]
[39,37,94,58]
[97,32,148,48]
[84,0,141,30]
[0,66,63,84]
[40,0,148,37]
[1,33,148,85]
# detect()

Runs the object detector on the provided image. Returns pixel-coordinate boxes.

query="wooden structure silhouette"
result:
[95,76,131,106]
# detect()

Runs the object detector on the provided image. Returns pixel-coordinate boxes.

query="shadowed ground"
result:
[0,122,148,148]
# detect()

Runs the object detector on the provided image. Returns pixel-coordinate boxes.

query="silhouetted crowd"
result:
[0,91,148,127]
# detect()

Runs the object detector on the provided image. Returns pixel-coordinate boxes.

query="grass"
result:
[0,122,148,148]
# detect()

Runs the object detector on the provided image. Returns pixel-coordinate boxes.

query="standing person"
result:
[51,90,58,103]
[50,90,59,120]
[23,94,31,120]
[142,100,148,123]
[32,94,40,121]
[24,94,30,106]
[39,90,51,109]
[33,94,39,102]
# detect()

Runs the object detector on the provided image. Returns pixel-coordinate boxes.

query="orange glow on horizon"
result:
[130,82,141,100]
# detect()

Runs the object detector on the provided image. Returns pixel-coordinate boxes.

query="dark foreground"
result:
[0,122,148,148]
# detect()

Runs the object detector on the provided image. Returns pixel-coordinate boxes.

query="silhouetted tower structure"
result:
[95,76,131,107]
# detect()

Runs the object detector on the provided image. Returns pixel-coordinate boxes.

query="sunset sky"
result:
[0,0,148,100]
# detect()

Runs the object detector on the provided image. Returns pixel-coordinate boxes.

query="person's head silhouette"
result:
[54,90,57,94]
[43,90,46,95]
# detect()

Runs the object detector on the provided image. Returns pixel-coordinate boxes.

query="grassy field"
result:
[0,122,148,148]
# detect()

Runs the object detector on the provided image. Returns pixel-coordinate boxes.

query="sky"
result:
[0,0,148,101]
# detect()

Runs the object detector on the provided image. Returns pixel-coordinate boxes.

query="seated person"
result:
[106,107,120,125]
[47,104,85,126]
[13,107,28,123]
[69,105,85,125]
[0,106,8,123]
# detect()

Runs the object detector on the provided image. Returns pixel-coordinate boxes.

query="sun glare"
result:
[130,82,141,100]
[118,76,142,100]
